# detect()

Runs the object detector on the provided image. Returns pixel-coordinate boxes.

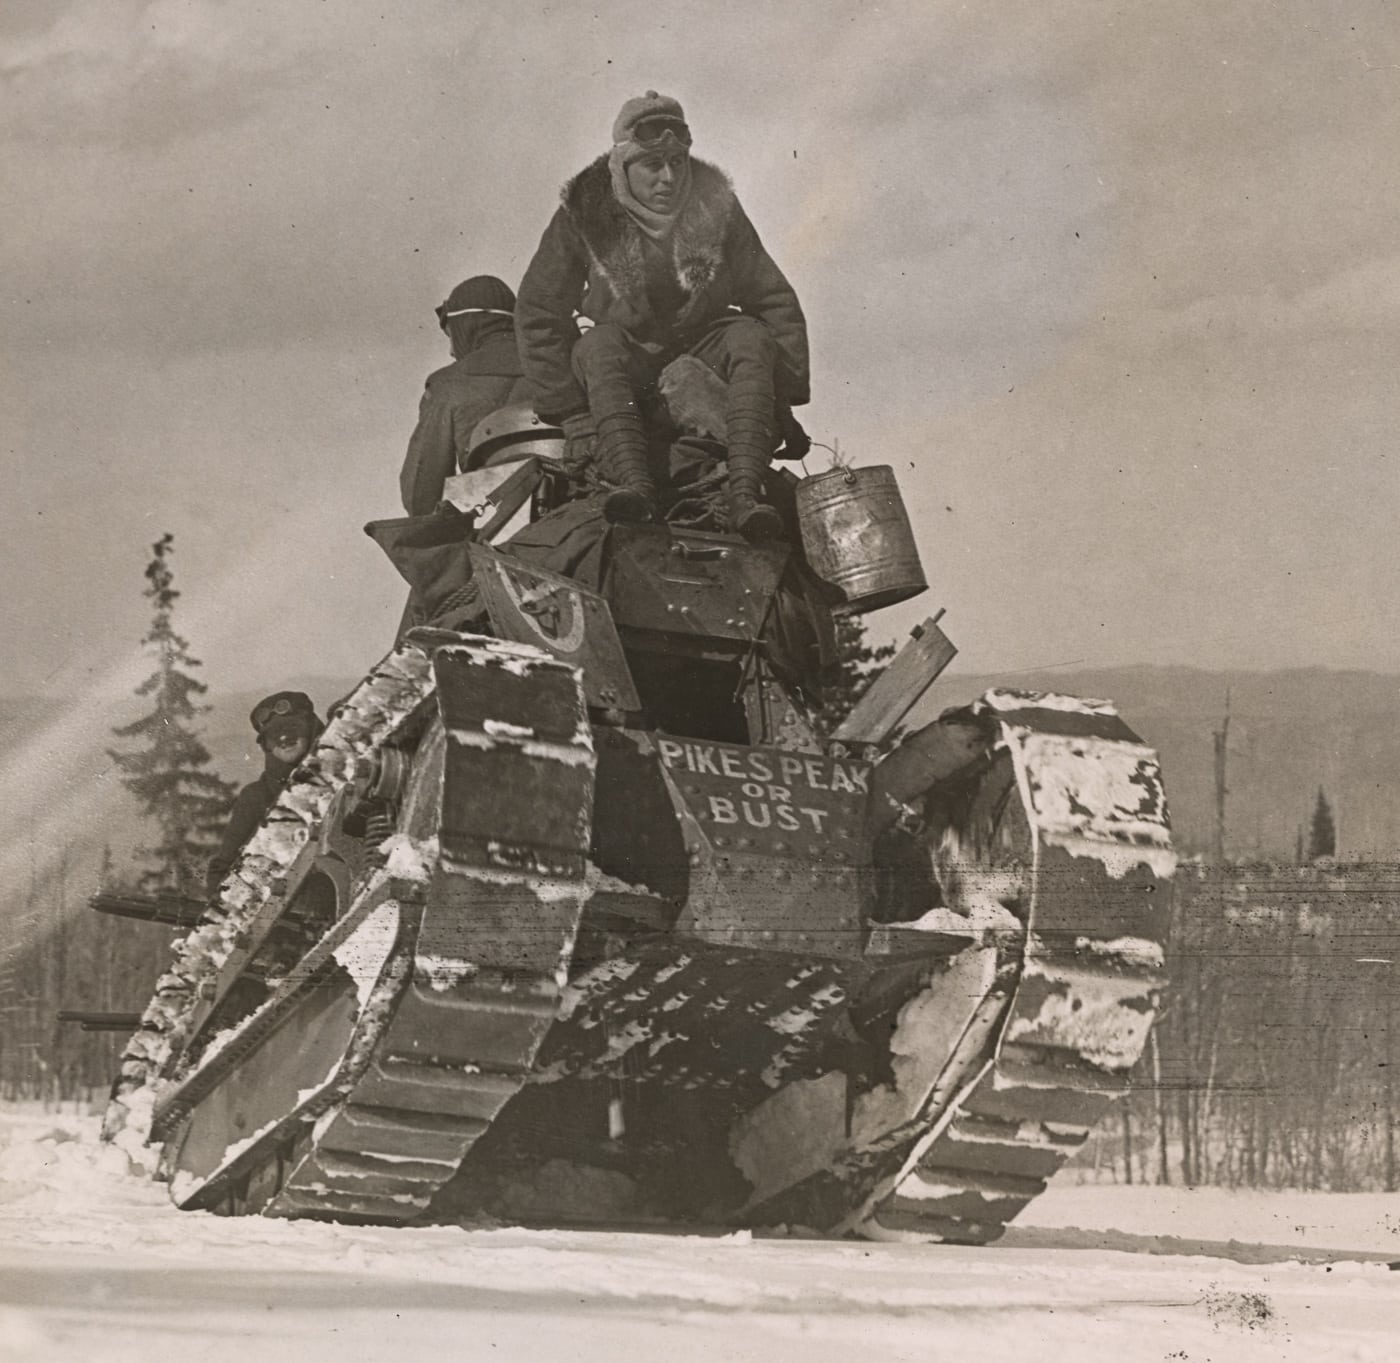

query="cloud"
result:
[1,1,1118,384]
[1283,255,1400,331]
[1,0,311,148]
[1094,252,1400,361]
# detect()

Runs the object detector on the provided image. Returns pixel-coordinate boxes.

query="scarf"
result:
[607,144,693,241]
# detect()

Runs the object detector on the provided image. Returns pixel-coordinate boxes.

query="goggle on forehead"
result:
[254,697,300,730]
[629,116,692,149]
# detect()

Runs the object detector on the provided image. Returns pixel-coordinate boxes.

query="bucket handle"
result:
[809,441,858,485]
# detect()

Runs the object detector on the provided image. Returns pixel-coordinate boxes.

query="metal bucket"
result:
[794,464,927,615]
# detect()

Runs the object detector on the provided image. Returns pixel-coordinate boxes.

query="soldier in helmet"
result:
[516,91,810,541]
[205,692,324,897]
[400,275,532,517]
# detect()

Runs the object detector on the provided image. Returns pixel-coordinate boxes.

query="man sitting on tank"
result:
[205,692,324,898]
[515,90,810,542]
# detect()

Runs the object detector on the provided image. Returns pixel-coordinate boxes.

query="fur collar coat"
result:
[516,154,809,421]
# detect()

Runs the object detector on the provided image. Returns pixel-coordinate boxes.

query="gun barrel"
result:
[56,1010,143,1032]
[89,891,205,927]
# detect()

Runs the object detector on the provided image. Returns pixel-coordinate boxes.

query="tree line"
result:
[0,850,173,1102]
[1089,861,1400,1191]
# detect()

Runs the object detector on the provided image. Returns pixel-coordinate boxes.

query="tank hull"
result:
[107,634,1173,1240]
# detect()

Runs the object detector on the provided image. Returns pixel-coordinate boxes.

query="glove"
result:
[776,405,811,461]
[559,412,598,468]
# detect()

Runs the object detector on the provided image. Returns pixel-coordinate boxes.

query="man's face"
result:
[263,723,311,766]
[626,149,688,213]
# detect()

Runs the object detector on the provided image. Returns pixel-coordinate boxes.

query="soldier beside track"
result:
[205,691,324,897]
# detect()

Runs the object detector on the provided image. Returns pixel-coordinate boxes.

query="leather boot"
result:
[595,409,657,523]
[725,392,783,542]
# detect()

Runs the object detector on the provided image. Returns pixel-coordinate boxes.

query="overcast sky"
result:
[4,0,1399,711]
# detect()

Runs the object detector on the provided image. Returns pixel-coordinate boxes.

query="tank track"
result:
[103,642,440,1146]
[872,972,1155,1242]
[870,692,1174,1241]
[148,636,598,1222]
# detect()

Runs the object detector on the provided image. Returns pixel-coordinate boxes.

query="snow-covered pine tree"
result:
[107,533,237,895]
[1307,787,1336,862]
[816,613,895,738]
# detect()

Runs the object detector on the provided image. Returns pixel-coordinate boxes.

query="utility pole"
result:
[1380,964,1398,1193]
[1388,981,1396,1193]
[1211,690,1231,865]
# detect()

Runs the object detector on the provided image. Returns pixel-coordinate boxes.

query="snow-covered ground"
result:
[3,1103,1399,1362]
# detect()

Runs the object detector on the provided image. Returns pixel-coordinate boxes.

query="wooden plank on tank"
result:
[832,616,956,747]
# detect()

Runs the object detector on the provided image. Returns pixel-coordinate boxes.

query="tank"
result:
[102,438,1174,1242]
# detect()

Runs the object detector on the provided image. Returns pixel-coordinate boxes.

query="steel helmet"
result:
[464,403,564,470]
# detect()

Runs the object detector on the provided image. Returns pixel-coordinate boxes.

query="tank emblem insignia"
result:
[468,544,641,711]
[493,562,586,651]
